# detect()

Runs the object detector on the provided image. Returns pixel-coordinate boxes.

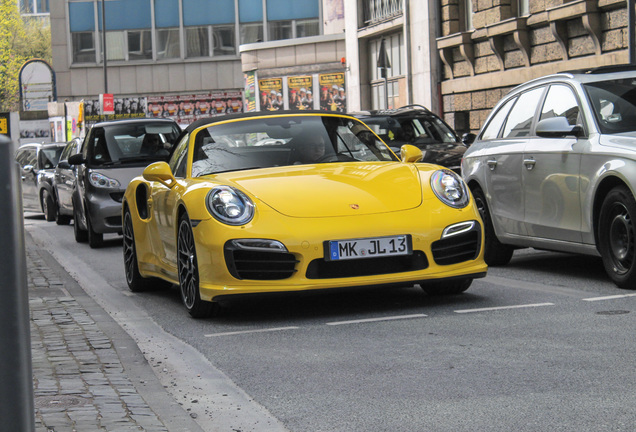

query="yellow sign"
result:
[0,118,7,134]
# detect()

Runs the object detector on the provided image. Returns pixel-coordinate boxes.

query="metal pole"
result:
[101,0,108,93]
[0,134,35,431]
[629,0,635,64]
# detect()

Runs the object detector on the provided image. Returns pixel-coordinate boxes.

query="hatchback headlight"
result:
[206,186,255,226]
[89,171,120,189]
[431,169,469,208]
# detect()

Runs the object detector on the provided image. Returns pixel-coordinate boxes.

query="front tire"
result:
[123,209,151,292]
[73,203,88,243]
[177,213,216,318]
[421,278,472,296]
[471,186,514,266]
[598,185,636,289]
[42,190,55,222]
[86,209,104,249]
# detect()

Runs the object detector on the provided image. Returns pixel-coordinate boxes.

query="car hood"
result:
[217,162,424,218]
[599,133,636,152]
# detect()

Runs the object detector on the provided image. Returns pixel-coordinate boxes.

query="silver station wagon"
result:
[462,65,636,288]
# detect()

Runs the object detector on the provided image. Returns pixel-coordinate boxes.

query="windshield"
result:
[362,115,459,147]
[39,147,64,169]
[584,78,636,134]
[190,115,398,177]
[89,122,181,166]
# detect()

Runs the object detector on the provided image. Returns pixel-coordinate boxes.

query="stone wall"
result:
[437,0,628,135]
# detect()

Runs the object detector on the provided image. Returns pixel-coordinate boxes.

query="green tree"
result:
[0,0,51,112]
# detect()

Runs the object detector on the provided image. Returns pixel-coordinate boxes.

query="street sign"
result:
[101,93,115,115]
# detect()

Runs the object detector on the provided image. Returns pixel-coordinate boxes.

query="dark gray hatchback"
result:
[69,118,181,248]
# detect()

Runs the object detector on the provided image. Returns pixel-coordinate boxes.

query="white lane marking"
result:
[205,326,299,337]
[583,293,636,302]
[454,302,554,314]
[326,313,427,326]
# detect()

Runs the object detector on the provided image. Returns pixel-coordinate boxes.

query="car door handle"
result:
[523,158,536,170]
[486,159,497,170]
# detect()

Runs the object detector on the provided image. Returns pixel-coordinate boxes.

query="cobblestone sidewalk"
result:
[28,243,169,431]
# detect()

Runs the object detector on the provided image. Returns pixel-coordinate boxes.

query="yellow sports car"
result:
[122,112,487,317]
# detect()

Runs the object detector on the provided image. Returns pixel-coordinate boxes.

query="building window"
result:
[72,32,96,63]
[156,28,180,59]
[268,20,293,41]
[369,33,404,81]
[241,22,264,44]
[128,30,153,60]
[296,18,319,38]
[461,0,473,31]
[20,0,49,15]
[362,0,403,27]
[212,25,236,56]
[517,0,529,16]
[186,26,209,57]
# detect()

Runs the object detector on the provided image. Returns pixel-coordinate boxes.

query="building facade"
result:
[50,0,443,122]
[437,0,630,135]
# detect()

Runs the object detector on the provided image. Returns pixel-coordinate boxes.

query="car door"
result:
[522,83,584,243]
[17,146,40,212]
[480,87,546,237]
[55,139,81,213]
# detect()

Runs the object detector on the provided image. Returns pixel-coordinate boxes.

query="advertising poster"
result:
[287,76,314,110]
[19,119,51,145]
[244,71,257,112]
[0,112,10,136]
[319,73,346,112]
[84,97,148,124]
[148,91,244,127]
[258,78,284,111]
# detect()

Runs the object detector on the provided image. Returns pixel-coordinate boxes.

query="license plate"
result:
[326,235,412,261]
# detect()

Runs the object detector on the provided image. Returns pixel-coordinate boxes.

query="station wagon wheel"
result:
[421,278,472,296]
[55,205,71,225]
[123,209,150,292]
[598,185,636,289]
[471,186,514,266]
[177,213,216,318]
[41,190,56,222]
[73,202,88,243]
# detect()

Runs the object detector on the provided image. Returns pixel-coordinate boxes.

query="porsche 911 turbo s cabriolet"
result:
[123,112,487,317]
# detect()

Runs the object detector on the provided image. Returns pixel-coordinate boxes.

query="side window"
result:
[170,132,190,178]
[502,87,545,138]
[480,97,516,140]
[539,84,581,126]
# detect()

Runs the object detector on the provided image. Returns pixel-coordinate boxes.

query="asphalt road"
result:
[26,214,636,432]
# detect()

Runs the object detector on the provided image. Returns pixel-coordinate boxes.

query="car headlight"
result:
[431,169,469,208]
[88,171,120,189]
[206,186,255,226]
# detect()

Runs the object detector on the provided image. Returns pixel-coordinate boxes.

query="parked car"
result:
[68,118,181,248]
[53,137,83,225]
[15,142,66,220]
[352,105,468,173]
[462,65,636,288]
[122,112,487,318]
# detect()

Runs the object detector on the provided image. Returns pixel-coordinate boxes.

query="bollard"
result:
[0,134,35,431]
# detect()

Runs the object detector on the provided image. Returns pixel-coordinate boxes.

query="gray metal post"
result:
[0,134,35,431]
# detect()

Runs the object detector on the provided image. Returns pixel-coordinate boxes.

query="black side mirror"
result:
[536,117,583,138]
[462,133,476,146]
[68,154,85,165]
[57,160,71,169]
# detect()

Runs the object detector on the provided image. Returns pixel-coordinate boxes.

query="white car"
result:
[462,65,636,288]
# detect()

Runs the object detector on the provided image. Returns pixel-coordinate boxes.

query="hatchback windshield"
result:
[191,116,398,177]
[90,122,181,165]
[584,78,636,134]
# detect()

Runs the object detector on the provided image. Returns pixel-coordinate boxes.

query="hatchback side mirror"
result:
[68,154,85,165]
[536,117,583,138]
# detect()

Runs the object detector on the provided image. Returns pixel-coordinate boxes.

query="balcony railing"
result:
[362,0,403,27]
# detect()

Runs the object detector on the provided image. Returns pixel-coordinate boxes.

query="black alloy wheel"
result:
[599,185,636,289]
[123,209,150,292]
[177,213,216,318]
[471,186,514,266]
